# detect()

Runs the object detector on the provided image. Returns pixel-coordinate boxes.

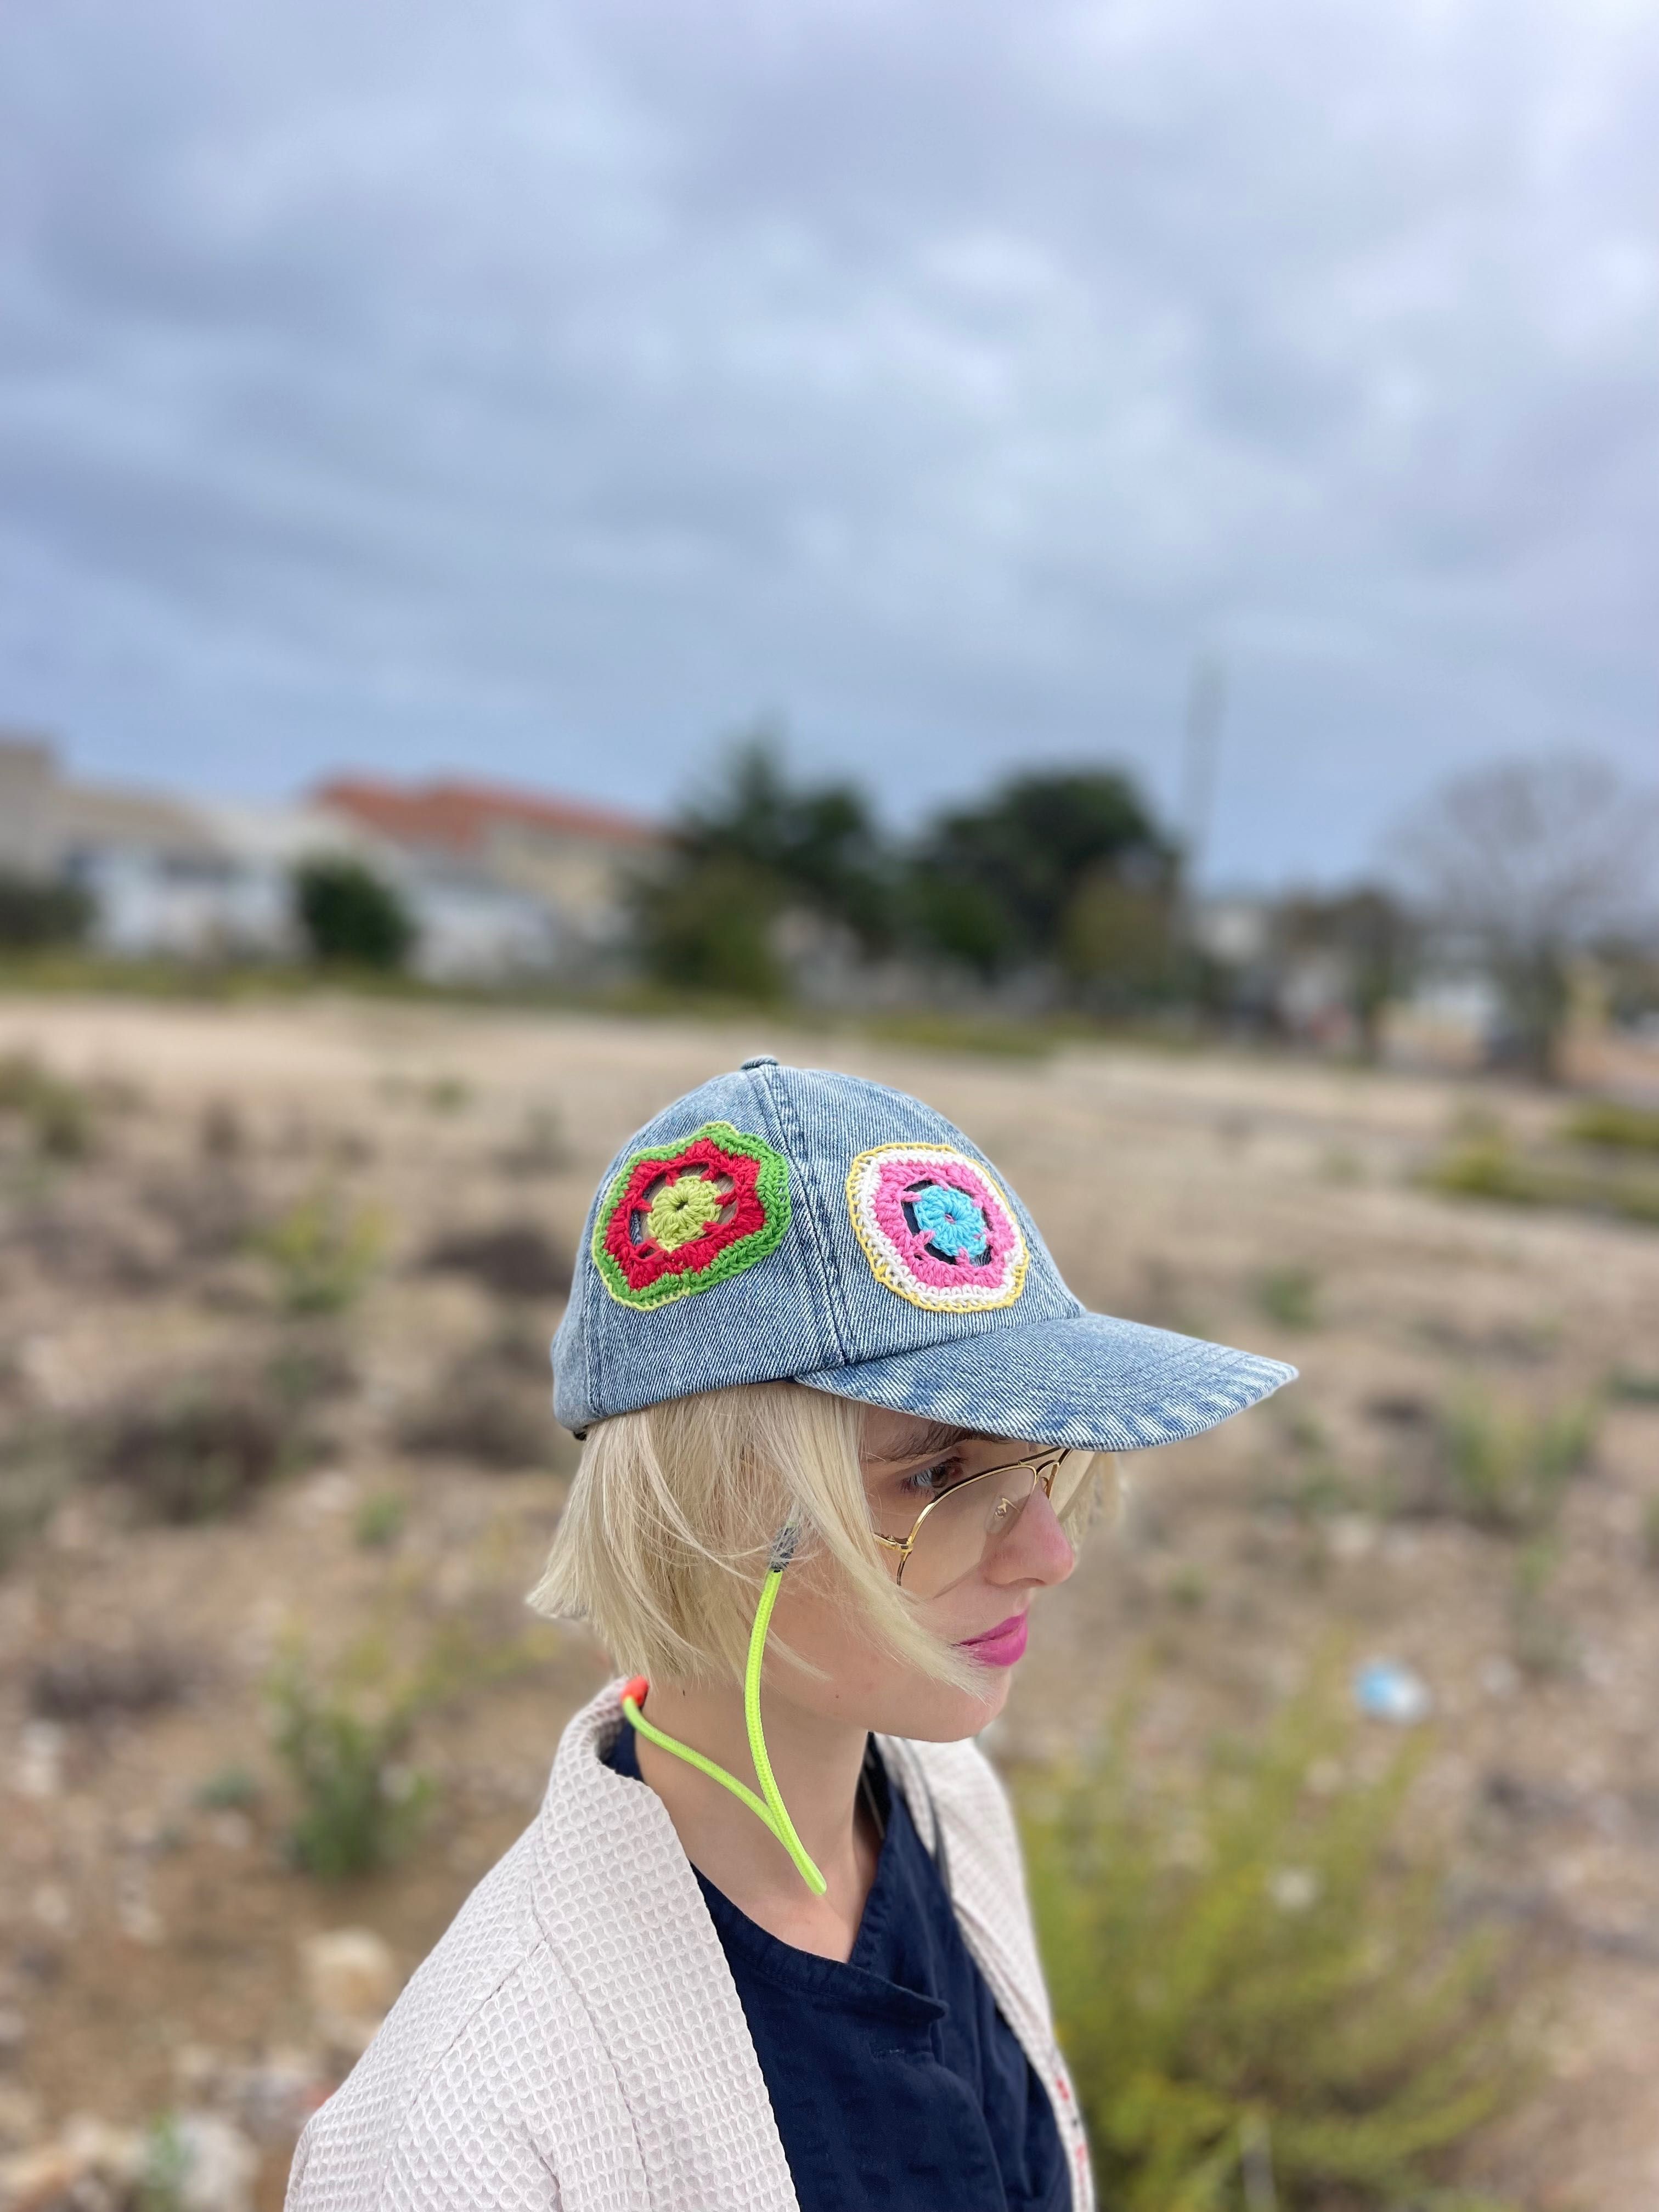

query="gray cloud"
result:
[1,0,1655,881]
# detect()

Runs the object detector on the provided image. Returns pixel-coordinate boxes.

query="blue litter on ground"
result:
[1352,1658,1431,1724]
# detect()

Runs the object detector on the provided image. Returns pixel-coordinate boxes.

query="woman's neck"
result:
[629,1673,880,1962]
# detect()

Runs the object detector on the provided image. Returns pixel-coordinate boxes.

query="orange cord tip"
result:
[620,1676,648,1709]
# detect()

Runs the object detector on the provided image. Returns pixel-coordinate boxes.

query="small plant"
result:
[496,1102,573,1175]
[29,1641,188,1720]
[255,1184,385,1315]
[94,1373,303,1524]
[422,1221,572,1299]
[1435,1393,1597,1536]
[1509,1541,1574,1678]
[0,1050,94,1159]
[1642,1497,1659,1572]
[397,1322,559,1471]
[398,1373,553,1470]
[354,1489,407,1549]
[1166,1565,1208,1611]
[1424,1132,1546,1206]
[424,1074,470,1113]
[267,1638,436,1880]
[1562,1099,1659,1154]
[193,1762,263,1811]
[1424,1130,1659,1227]
[137,2111,190,2212]
[266,1328,359,1408]
[1609,1366,1659,1404]
[0,1437,71,1571]
[1022,1683,1530,2212]
[1254,1265,1321,1330]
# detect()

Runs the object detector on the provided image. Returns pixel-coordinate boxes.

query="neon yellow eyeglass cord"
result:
[620,1522,827,1896]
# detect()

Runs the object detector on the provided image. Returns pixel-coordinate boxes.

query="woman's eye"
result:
[902,1457,962,1500]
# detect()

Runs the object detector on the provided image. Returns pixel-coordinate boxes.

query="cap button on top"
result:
[741,1054,778,1070]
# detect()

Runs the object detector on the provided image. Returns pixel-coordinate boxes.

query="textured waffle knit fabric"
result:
[284,1680,1095,2212]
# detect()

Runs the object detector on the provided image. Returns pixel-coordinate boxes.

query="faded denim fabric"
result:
[552,1056,1295,1449]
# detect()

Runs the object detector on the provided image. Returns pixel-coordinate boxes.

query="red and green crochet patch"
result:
[592,1121,791,1309]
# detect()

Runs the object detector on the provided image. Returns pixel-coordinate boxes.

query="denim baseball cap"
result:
[552,1055,1295,1450]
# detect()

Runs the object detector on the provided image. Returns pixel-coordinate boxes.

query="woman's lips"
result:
[955,1612,1029,1667]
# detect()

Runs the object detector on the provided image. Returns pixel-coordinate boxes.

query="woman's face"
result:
[768,1409,1081,1743]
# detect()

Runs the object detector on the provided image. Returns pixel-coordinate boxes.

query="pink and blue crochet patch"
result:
[845,1143,1028,1311]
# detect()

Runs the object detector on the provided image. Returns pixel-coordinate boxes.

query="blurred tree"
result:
[1276,886,1417,1059]
[294,857,415,970]
[633,852,787,1001]
[631,733,891,998]
[1389,754,1659,1080]
[906,769,1178,988]
[0,872,92,950]
[1060,868,1178,1006]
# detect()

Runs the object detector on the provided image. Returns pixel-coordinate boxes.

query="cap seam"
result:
[748,1062,856,1369]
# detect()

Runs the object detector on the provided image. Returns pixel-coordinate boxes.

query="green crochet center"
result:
[646,1173,725,1250]
[592,1121,791,1310]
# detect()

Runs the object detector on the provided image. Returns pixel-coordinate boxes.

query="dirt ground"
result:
[1,995,1656,2209]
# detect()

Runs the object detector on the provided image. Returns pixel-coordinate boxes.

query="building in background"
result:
[312,776,660,978]
[0,735,659,981]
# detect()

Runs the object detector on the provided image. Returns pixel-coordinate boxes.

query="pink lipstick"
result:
[955,1612,1029,1667]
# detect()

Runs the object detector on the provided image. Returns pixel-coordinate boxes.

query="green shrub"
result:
[1435,1394,1596,1536]
[94,1372,305,1524]
[1609,1366,1659,1403]
[0,1050,94,1159]
[1508,1541,1574,1679]
[1022,1686,1527,2212]
[137,2111,190,2212]
[1424,1132,1659,1226]
[1423,1135,1550,1207]
[0,871,92,950]
[255,1185,385,1314]
[496,1102,574,1174]
[193,1762,262,1811]
[354,1490,407,1549]
[294,855,415,969]
[267,1616,557,1878]
[0,1440,70,1571]
[1643,1498,1659,1572]
[267,1638,435,1879]
[1562,1099,1659,1154]
[1254,1265,1322,1330]
[860,1010,1057,1059]
[631,853,788,1001]
[397,1318,561,1471]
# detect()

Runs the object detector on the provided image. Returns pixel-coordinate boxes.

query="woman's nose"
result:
[985,1486,1076,1589]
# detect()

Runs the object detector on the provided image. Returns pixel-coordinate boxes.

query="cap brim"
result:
[795,1311,1295,1453]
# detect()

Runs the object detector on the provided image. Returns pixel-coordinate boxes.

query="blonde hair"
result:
[529,1380,1104,1691]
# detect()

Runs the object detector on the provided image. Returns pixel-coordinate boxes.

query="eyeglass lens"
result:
[902,1452,1091,1599]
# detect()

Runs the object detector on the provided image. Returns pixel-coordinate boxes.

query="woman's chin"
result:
[890,1667,1013,1744]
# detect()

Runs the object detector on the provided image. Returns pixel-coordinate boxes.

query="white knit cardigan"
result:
[285,1680,1095,2211]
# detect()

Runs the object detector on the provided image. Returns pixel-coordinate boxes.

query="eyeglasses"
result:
[871,1444,1090,1598]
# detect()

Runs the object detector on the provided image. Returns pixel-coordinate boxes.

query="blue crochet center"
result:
[909,1182,991,1261]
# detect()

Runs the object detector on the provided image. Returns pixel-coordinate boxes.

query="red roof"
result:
[314,775,661,854]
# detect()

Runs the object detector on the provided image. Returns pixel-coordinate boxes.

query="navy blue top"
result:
[605,1721,1069,2212]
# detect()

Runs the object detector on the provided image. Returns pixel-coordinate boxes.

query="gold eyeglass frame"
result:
[872,1444,1075,1589]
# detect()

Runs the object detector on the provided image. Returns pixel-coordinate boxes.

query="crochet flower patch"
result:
[846,1143,1028,1311]
[593,1122,791,1308]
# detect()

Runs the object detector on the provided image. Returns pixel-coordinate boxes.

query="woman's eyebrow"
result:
[866,1422,969,1463]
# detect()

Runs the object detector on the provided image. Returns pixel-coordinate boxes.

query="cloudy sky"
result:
[2,0,1655,884]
